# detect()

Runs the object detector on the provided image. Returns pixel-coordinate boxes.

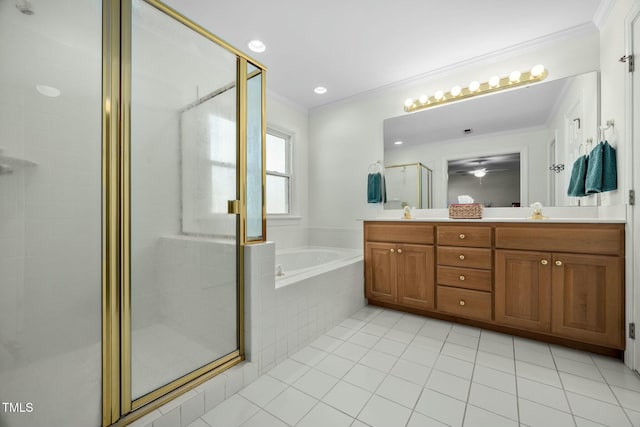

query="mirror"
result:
[383,71,599,208]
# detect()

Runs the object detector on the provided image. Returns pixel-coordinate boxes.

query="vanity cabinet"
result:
[494,224,625,349]
[364,223,434,310]
[364,221,625,353]
[436,225,492,321]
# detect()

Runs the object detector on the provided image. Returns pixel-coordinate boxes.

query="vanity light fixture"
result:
[404,64,547,113]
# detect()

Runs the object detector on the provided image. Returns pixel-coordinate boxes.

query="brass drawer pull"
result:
[398,249,403,254]
[459,275,466,281]
[555,260,563,266]
[390,248,395,253]
[459,300,466,306]
[541,259,548,265]
[459,254,465,260]
[459,234,466,240]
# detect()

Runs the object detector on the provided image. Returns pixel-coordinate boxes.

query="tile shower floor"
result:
[191,306,640,427]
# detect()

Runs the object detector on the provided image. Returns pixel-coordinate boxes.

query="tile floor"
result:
[190,306,640,427]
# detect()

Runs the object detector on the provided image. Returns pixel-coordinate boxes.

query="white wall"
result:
[308,31,601,235]
[265,93,311,250]
[599,0,635,208]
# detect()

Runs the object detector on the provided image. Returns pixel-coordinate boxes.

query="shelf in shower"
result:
[0,149,37,175]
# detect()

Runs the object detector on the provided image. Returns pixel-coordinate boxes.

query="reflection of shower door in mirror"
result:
[129,0,240,407]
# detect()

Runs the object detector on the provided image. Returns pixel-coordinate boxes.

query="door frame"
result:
[625,2,640,372]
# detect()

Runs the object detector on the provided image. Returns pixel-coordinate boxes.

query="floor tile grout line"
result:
[590,352,636,426]
[460,326,482,427]
[549,345,579,427]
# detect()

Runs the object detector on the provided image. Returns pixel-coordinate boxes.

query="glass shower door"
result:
[129,0,239,403]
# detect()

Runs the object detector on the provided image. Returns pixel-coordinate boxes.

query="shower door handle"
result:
[227,200,240,214]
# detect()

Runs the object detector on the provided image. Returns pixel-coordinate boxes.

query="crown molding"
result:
[593,0,616,30]
[312,22,599,112]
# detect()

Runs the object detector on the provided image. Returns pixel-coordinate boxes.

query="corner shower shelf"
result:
[0,149,37,175]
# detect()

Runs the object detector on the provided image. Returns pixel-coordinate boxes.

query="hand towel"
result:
[367,172,382,203]
[567,154,588,197]
[585,142,603,194]
[602,141,617,192]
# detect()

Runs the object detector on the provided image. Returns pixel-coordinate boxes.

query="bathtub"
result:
[275,246,363,288]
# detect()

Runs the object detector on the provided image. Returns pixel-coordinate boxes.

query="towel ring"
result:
[578,144,586,156]
[368,161,383,174]
[599,119,615,142]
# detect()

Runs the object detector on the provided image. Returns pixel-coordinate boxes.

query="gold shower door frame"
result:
[101,1,266,425]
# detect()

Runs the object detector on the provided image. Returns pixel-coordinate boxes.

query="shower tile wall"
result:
[0,1,102,426]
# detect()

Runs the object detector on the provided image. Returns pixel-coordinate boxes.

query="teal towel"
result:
[585,142,603,194]
[602,141,617,192]
[368,173,382,203]
[567,154,588,197]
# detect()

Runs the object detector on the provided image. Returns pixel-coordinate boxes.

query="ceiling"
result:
[164,0,606,110]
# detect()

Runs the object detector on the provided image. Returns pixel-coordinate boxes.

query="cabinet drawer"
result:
[495,225,624,256]
[437,286,492,321]
[365,222,434,244]
[438,247,491,269]
[437,266,491,291]
[438,226,491,248]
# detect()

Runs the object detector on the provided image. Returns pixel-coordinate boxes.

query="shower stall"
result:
[383,162,433,210]
[0,1,265,426]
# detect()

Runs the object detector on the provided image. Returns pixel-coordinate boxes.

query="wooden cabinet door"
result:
[397,244,434,310]
[365,242,397,303]
[495,250,551,331]
[551,253,624,349]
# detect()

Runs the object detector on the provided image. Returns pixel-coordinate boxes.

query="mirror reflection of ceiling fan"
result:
[455,160,509,177]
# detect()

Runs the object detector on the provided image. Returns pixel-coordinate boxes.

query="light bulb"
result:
[451,86,461,97]
[404,98,414,108]
[247,40,266,53]
[531,64,545,77]
[509,70,521,83]
[468,81,480,92]
[473,169,487,178]
[489,76,500,88]
[434,90,444,101]
[418,94,428,104]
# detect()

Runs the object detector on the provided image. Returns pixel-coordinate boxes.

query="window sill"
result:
[267,215,302,226]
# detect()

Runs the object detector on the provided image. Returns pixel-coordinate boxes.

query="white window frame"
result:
[266,128,293,217]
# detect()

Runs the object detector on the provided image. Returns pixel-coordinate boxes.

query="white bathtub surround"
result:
[275,246,362,288]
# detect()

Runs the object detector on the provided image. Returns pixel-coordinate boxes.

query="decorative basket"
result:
[448,203,483,219]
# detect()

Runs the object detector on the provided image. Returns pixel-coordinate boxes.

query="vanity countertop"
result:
[361,206,626,224]
[361,217,626,224]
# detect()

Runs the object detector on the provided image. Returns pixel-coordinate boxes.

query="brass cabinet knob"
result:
[555,260,563,266]
[390,248,395,253]
[459,254,465,260]
[459,300,466,306]
[459,234,466,240]
[459,275,466,281]
[397,249,403,254]
[541,260,548,265]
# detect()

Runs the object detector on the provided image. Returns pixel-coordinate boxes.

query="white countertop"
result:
[360,206,627,224]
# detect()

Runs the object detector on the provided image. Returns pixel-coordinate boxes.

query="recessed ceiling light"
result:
[394,141,403,145]
[36,85,61,97]
[248,40,266,53]
[314,86,327,94]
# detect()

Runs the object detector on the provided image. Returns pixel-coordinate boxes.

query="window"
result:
[266,130,291,214]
